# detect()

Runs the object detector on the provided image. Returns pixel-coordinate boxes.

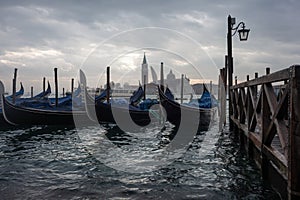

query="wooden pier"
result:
[225,65,300,199]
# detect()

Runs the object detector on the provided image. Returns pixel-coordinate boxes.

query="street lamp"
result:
[227,15,250,130]
[238,25,250,41]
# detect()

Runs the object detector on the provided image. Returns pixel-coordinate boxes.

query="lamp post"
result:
[227,15,250,131]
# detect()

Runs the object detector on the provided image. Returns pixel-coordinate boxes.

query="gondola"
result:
[129,83,144,106]
[158,85,216,132]
[80,70,159,127]
[0,82,24,126]
[84,84,154,127]
[0,81,89,126]
[14,81,52,108]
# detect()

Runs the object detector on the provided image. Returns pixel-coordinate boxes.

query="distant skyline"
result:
[0,0,300,94]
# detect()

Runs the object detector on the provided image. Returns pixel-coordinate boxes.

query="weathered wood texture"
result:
[229,65,300,199]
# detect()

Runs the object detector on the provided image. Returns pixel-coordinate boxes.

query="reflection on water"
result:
[0,119,280,199]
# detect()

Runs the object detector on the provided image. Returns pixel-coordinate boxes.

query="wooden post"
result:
[246,74,253,158]
[219,69,227,131]
[180,74,184,104]
[54,68,58,107]
[63,88,65,97]
[220,67,227,127]
[266,67,270,75]
[43,77,46,93]
[160,62,164,92]
[106,66,110,104]
[261,79,271,180]
[254,73,258,102]
[12,78,15,100]
[12,68,17,104]
[71,78,74,95]
[31,86,33,98]
[227,15,234,131]
[224,56,228,92]
[288,65,300,199]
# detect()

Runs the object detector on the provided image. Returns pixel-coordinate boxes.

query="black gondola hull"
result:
[84,88,152,126]
[0,111,12,127]
[158,87,214,132]
[94,102,151,127]
[1,95,89,126]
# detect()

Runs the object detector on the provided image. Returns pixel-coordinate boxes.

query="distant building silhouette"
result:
[166,70,176,89]
[165,69,191,94]
[140,55,208,96]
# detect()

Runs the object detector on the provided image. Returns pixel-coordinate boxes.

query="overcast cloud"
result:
[0,0,300,94]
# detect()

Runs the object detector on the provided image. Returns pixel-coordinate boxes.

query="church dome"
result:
[167,70,175,80]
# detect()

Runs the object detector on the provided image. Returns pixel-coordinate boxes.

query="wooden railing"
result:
[229,65,300,199]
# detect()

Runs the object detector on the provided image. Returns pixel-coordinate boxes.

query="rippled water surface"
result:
[0,119,280,199]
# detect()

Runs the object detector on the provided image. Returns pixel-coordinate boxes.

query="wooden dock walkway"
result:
[222,65,300,199]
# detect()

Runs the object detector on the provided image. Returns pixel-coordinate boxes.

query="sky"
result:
[0,0,300,95]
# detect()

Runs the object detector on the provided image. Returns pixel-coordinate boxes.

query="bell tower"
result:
[141,52,148,86]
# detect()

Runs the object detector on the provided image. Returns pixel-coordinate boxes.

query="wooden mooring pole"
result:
[218,67,227,131]
[12,68,17,104]
[54,68,58,107]
[43,77,46,93]
[71,78,74,95]
[160,62,164,92]
[227,65,300,199]
[31,86,33,98]
[180,74,184,104]
[227,16,234,131]
[106,66,110,104]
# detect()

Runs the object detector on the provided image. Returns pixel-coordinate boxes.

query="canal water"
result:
[0,118,281,199]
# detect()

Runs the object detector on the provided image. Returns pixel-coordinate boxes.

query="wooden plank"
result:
[248,86,259,131]
[249,131,262,150]
[242,88,248,123]
[261,84,272,179]
[264,83,277,114]
[262,145,287,171]
[247,86,254,130]
[234,89,239,118]
[231,68,290,89]
[240,88,246,124]
[231,115,261,149]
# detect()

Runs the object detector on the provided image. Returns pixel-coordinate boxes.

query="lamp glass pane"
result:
[238,29,249,41]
